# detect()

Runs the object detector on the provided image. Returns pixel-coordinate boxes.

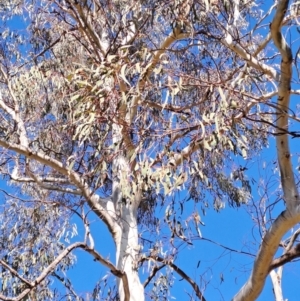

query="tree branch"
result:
[10,175,70,184]
[269,270,284,301]
[55,0,106,60]
[232,2,300,300]
[0,242,84,301]
[269,229,300,271]
[270,242,300,271]
[0,139,117,234]
[0,259,33,289]
[200,237,255,257]
[83,247,130,301]
[0,242,130,301]
[10,174,82,195]
[270,0,299,212]
[143,263,166,288]
[232,210,300,301]
[141,255,206,301]
[223,31,278,80]
[129,29,191,122]
[51,272,80,300]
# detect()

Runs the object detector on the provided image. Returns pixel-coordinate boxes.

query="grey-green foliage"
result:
[0,199,77,300]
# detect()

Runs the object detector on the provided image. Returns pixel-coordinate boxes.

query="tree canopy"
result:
[0,0,299,300]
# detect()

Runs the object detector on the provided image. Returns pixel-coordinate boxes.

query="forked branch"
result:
[141,255,206,301]
[232,1,300,300]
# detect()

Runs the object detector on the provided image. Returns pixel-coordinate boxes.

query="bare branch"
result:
[285,228,300,250]
[83,247,130,301]
[52,273,80,300]
[200,237,255,257]
[0,259,33,289]
[233,211,300,301]
[83,208,95,249]
[223,31,278,80]
[10,175,70,184]
[233,2,300,299]
[141,256,206,301]
[129,30,191,122]
[269,229,300,271]
[270,242,300,271]
[143,264,166,288]
[10,174,82,194]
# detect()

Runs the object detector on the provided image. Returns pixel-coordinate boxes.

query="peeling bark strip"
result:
[232,1,300,300]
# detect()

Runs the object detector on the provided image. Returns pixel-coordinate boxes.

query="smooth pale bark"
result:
[232,212,300,301]
[270,270,284,301]
[114,202,144,301]
[232,1,300,300]
[110,123,144,301]
[269,228,300,300]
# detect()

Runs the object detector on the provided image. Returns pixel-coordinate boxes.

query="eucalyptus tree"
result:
[0,0,299,300]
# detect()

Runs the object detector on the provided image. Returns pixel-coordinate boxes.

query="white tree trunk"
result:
[115,204,144,301]
[270,270,284,301]
[111,152,144,301]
